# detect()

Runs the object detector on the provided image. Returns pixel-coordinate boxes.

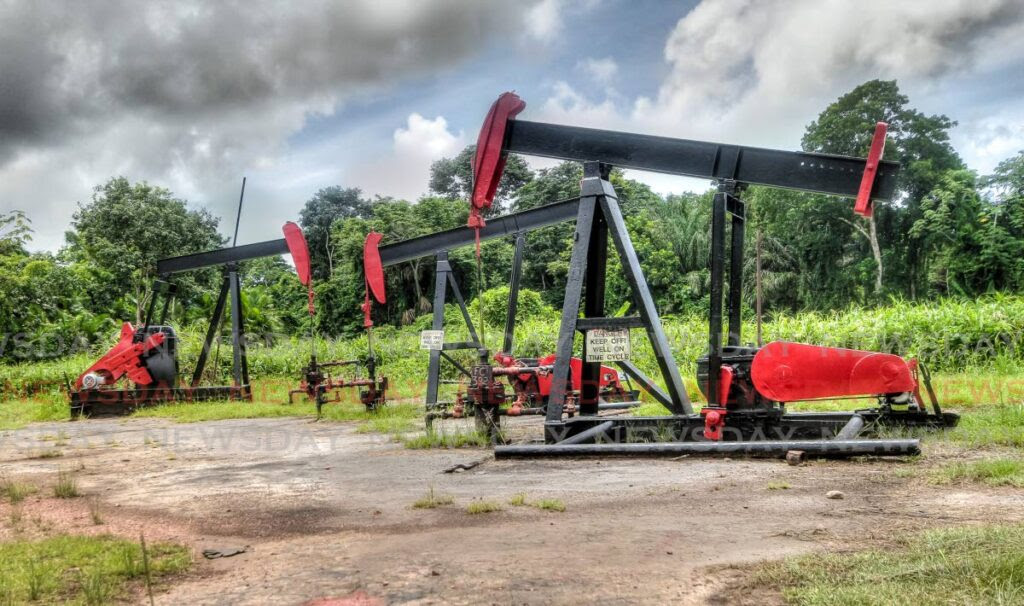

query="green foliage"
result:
[63,177,224,322]
[755,523,1024,605]
[931,458,1024,488]
[0,535,190,604]
[429,146,533,213]
[299,186,371,280]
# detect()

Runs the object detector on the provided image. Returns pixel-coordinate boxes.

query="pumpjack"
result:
[282,222,388,415]
[370,92,957,457]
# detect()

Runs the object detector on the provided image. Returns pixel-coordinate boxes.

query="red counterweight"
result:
[74,322,165,390]
[750,341,917,402]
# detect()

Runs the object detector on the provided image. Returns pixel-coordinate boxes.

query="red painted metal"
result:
[74,322,165,390]
[469,92,526,231]
[854,122,888,217]
[282,221,312,287]
[361,232,386,329]
[493,352,622,396]
[751,341,916,402]
[363,232,386,304]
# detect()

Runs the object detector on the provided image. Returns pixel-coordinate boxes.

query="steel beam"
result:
[505,120,900,201]
[157,239,289,275]
[379,197,581,266]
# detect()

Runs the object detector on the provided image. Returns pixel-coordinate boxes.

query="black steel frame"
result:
[72,241,290,415]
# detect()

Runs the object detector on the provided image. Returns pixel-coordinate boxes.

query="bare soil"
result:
[1,416,1021,605]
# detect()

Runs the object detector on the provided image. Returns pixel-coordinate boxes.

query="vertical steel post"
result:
[425,252,449,408]
[229,268,249,388]
[727,195,746,346]
[581,165,609,416]
[707,181,730,406]
[546,196,598,424]
[502,233,525,354]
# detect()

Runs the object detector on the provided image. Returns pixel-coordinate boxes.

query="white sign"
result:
[419,330,444,351]
[585,328,631,362]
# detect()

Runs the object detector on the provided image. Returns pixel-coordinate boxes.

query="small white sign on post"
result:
[419,330,444,351]
[585,328,631,362]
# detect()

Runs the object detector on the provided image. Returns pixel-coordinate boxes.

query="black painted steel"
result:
[581,164,610,416]
[547,196,598,421]
[575,317,645,331]
[494,439,921,458]
[600,190,690,415]
[707,182,730,406]
[503,234,525,354]
[378,198,581,266]
[615,361,673,409]
[191,275,230,387]
[229,270,249,387]
[727,197,745,346]
[558,420,615,445]
[157,239,289,275]
[505,120,900,201]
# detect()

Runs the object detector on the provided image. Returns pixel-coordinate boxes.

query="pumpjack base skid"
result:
[544,408,958,443]
[490,408,962,458]
[70,385,252,417]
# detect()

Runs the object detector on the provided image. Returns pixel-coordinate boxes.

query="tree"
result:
[299,186,372,279]
[801,80,963,297]
[63,177,225,323]
[429,146,533,212]
[0,210,32,256]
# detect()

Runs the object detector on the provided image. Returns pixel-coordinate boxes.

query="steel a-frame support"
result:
[545,162,691,441]
[424,250,483,408]
[707,180,746,407]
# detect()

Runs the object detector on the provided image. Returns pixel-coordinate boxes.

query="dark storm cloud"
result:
[0,0,521,160]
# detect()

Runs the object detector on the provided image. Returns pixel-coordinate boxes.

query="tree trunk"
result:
[868,214,883,295]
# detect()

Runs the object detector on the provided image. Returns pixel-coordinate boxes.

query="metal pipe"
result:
[596,401,640,410]
[558,420,615,445]
[834,414,865,440]
[494,439,920,459]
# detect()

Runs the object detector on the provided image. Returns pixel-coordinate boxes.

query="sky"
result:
[2,0,1024,252]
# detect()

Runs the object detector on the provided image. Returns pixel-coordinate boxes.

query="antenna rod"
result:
[232,177,247,247]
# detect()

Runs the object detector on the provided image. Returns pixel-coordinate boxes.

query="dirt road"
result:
[1,417,1021,605]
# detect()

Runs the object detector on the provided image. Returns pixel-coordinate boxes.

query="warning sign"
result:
[419,330,444,350]
[585,328,631,362]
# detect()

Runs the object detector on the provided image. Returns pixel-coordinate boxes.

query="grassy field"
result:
[0,535,190,604]
[754,523,1024,605]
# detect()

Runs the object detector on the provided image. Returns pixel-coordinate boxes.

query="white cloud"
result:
[525,0,564,43]
[356,114,466,202]
[578,57,618,85]
[0,0,540,250]
[532,0,1024,195]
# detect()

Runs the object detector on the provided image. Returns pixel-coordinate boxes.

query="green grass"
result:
[355,403,420,435]
[53,469,79,498]
[0,534,190,604]
[412,485,455,509]
[754,523,1024,605]
[533,498,565,512]
[402,428,492,449]
[931,458,1024,488]
[508,493,528,506]
[1,477,36,504]
[465,501,503,514]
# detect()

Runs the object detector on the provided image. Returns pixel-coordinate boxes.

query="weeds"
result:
[755,523,1024,605]
[412,485,455,509]
[508,493,528,506]
[930,458,1024,488]
[0,535,190,603]
[766,482,792,490]
[466,501,503,514]
[88,497,103,525]
[53,470,79,498]
[533,499,565,512]
[1,477,35,504]
[403,428,492,449]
